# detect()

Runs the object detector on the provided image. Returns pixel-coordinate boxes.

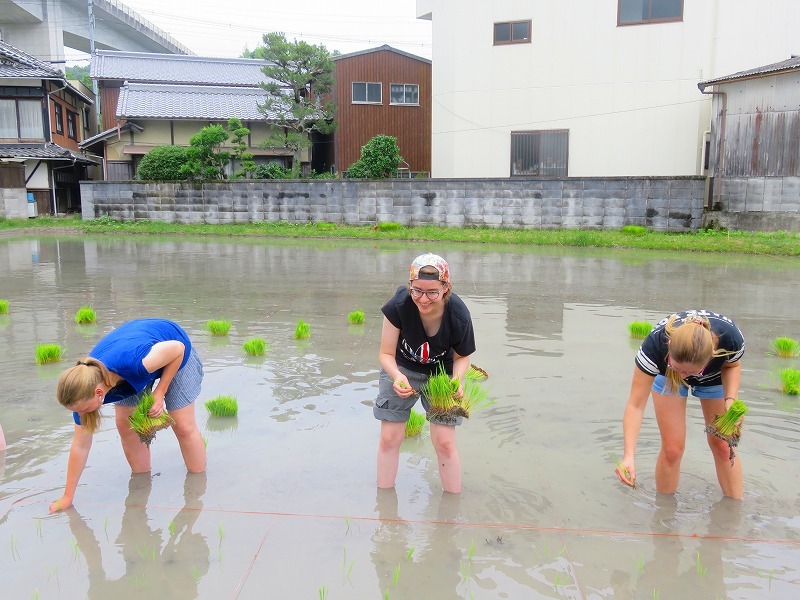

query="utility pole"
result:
[88,0,100,128]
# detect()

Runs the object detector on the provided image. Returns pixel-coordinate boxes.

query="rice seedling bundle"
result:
[348,310,365,325]
[242,338,268,356]
[0,299,9,314]
[465,364,488,381]
[206,319,232,336]
[74,306,96,324]
[771,337,800,358]
[780,368,800,396]
[628,321,652,339]
[205,395,238,417]
[35,343,63,365]
[420,367,462,423]
[458,379,495,418]
[704,399,748,465]
[405,409,426,437]
[128,392,174,446]
[294,320,311,340]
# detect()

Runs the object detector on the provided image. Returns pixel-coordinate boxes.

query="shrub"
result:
[136,146,190,180]
[347,134,402,179]
[254,162,292,180]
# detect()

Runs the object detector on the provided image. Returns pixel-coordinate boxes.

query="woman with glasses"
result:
[615,310,745,498]
[374,253,476,493]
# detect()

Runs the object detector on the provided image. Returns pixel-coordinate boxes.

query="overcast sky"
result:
[66,0,431,63]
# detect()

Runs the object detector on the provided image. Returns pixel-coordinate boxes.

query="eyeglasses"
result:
[667,356,706,377]
[409,287,444,300]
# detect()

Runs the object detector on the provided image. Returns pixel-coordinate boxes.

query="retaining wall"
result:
[80,177,708,231]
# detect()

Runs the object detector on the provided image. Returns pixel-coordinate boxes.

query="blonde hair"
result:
[408,265,452,302]
[663,312,731,392]
[56,358,114,433]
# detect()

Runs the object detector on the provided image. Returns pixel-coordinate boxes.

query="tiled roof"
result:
[79,122,145,149]
[91,50,270,86]
[699,56,800,90]
[0,143,101,164]
[0,40,64,79]
[333,44,431,65]
[116,83,286,120]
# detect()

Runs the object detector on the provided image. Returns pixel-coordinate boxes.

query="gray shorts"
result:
[116,348,203,411]
[373,366,463,426]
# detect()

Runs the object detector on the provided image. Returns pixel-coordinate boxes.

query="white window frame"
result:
[352,82,382,105]
[389,84,420,106]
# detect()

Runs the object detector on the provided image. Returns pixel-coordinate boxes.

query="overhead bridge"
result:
[0,0,192,64]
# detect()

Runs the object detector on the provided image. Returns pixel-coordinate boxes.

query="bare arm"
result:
[142,340,186,417]
[617,368,655,487]
[50,424,94,512]
[378,317,415,398]
[720,360,742,408]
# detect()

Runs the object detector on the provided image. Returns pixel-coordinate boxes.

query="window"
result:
[618,0,683,25]
[494,20,531,45]
[390,84,419,105]
[83,107,91,132]
[67,110,78,139]
[54,103,63,134]
[511,130,569,177]
[0,98,45,140]
[352,82,382,104]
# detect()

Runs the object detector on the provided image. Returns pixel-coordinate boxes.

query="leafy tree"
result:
[253,32,336,176]
[65,65,92,89]
[254,162,292,180]
[136,146,190,180]
[347,135,402,179]
[179,125,231,180]
[227,118,256,178]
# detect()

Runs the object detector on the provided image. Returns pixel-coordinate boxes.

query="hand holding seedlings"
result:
[148,390,166,418]
[393,377,418,398]
[613,454,636,489]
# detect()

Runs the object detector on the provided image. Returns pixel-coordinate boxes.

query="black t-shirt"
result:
[635,310,745,386]
[381,286,476,376]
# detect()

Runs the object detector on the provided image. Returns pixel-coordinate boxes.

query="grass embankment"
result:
[1,216,799,256]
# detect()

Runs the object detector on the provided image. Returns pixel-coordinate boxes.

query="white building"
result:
[417,0,800,178]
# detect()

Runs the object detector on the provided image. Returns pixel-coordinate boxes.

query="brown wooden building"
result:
[332,45,431,176]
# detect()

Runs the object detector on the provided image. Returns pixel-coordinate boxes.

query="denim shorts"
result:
[373,366,463,426]
[116,348,204,411]
[651,374,724,399]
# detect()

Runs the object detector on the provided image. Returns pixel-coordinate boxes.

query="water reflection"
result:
[67,472,209,600]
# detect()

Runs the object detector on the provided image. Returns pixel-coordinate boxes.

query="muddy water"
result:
[1,235,798,599]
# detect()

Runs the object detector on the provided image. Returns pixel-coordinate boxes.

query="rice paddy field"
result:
[0,235,799,599]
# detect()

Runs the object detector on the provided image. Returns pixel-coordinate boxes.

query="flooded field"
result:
[1,235,798,599]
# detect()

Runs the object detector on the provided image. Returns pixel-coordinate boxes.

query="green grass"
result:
[0,299,9,314]
[128,392,174,445]
[405,409,426,437]
[348,310,365,325]
[294,319,311,340]
[35,343,63,365]
[242,338,268,356]
[74,306,96,324]
[4,216,799,256]
[621,225,648,236]
[628,321,652,339]
[377,221,402,232]
[205,395,239,417]
[780,368,800,395]
[206,319,232,336]
[771,337,800,358]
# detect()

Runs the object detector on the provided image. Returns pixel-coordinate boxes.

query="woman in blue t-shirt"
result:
[374,253,476,494]
[615,310,745,499]
[49,319,206,512]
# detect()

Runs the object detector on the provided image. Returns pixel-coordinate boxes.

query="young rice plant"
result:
[128,392,174,446]
[771,337,800,358]
[348,310,365,325]
[705,399,748,466]
[405,409,426,438]
[242,338,268,356]
[465,364,488,381]
[35,343,63,365]
[294,320,311,340]
[628,321,652,339]
[74,306,96,324]
[205,395,239,417]
[0,299,9,314]
[780,368,800,395]
[206,319,232,336]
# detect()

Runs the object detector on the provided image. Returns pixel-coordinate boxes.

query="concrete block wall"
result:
[80,176,707,232]
[1,187,27,219]
[702,176,800,232]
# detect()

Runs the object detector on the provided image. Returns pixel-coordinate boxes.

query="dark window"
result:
[390,84,419,105]
[352,82,382,104]
[67,110,77,139]
[511,130,569,177]
[618,0,683,25]
[54,103,63,134]
[494,20,531,45]
[83,107,91,132]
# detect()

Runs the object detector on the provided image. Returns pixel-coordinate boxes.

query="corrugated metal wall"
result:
[712,73,800,177]
[333,50,431,173]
